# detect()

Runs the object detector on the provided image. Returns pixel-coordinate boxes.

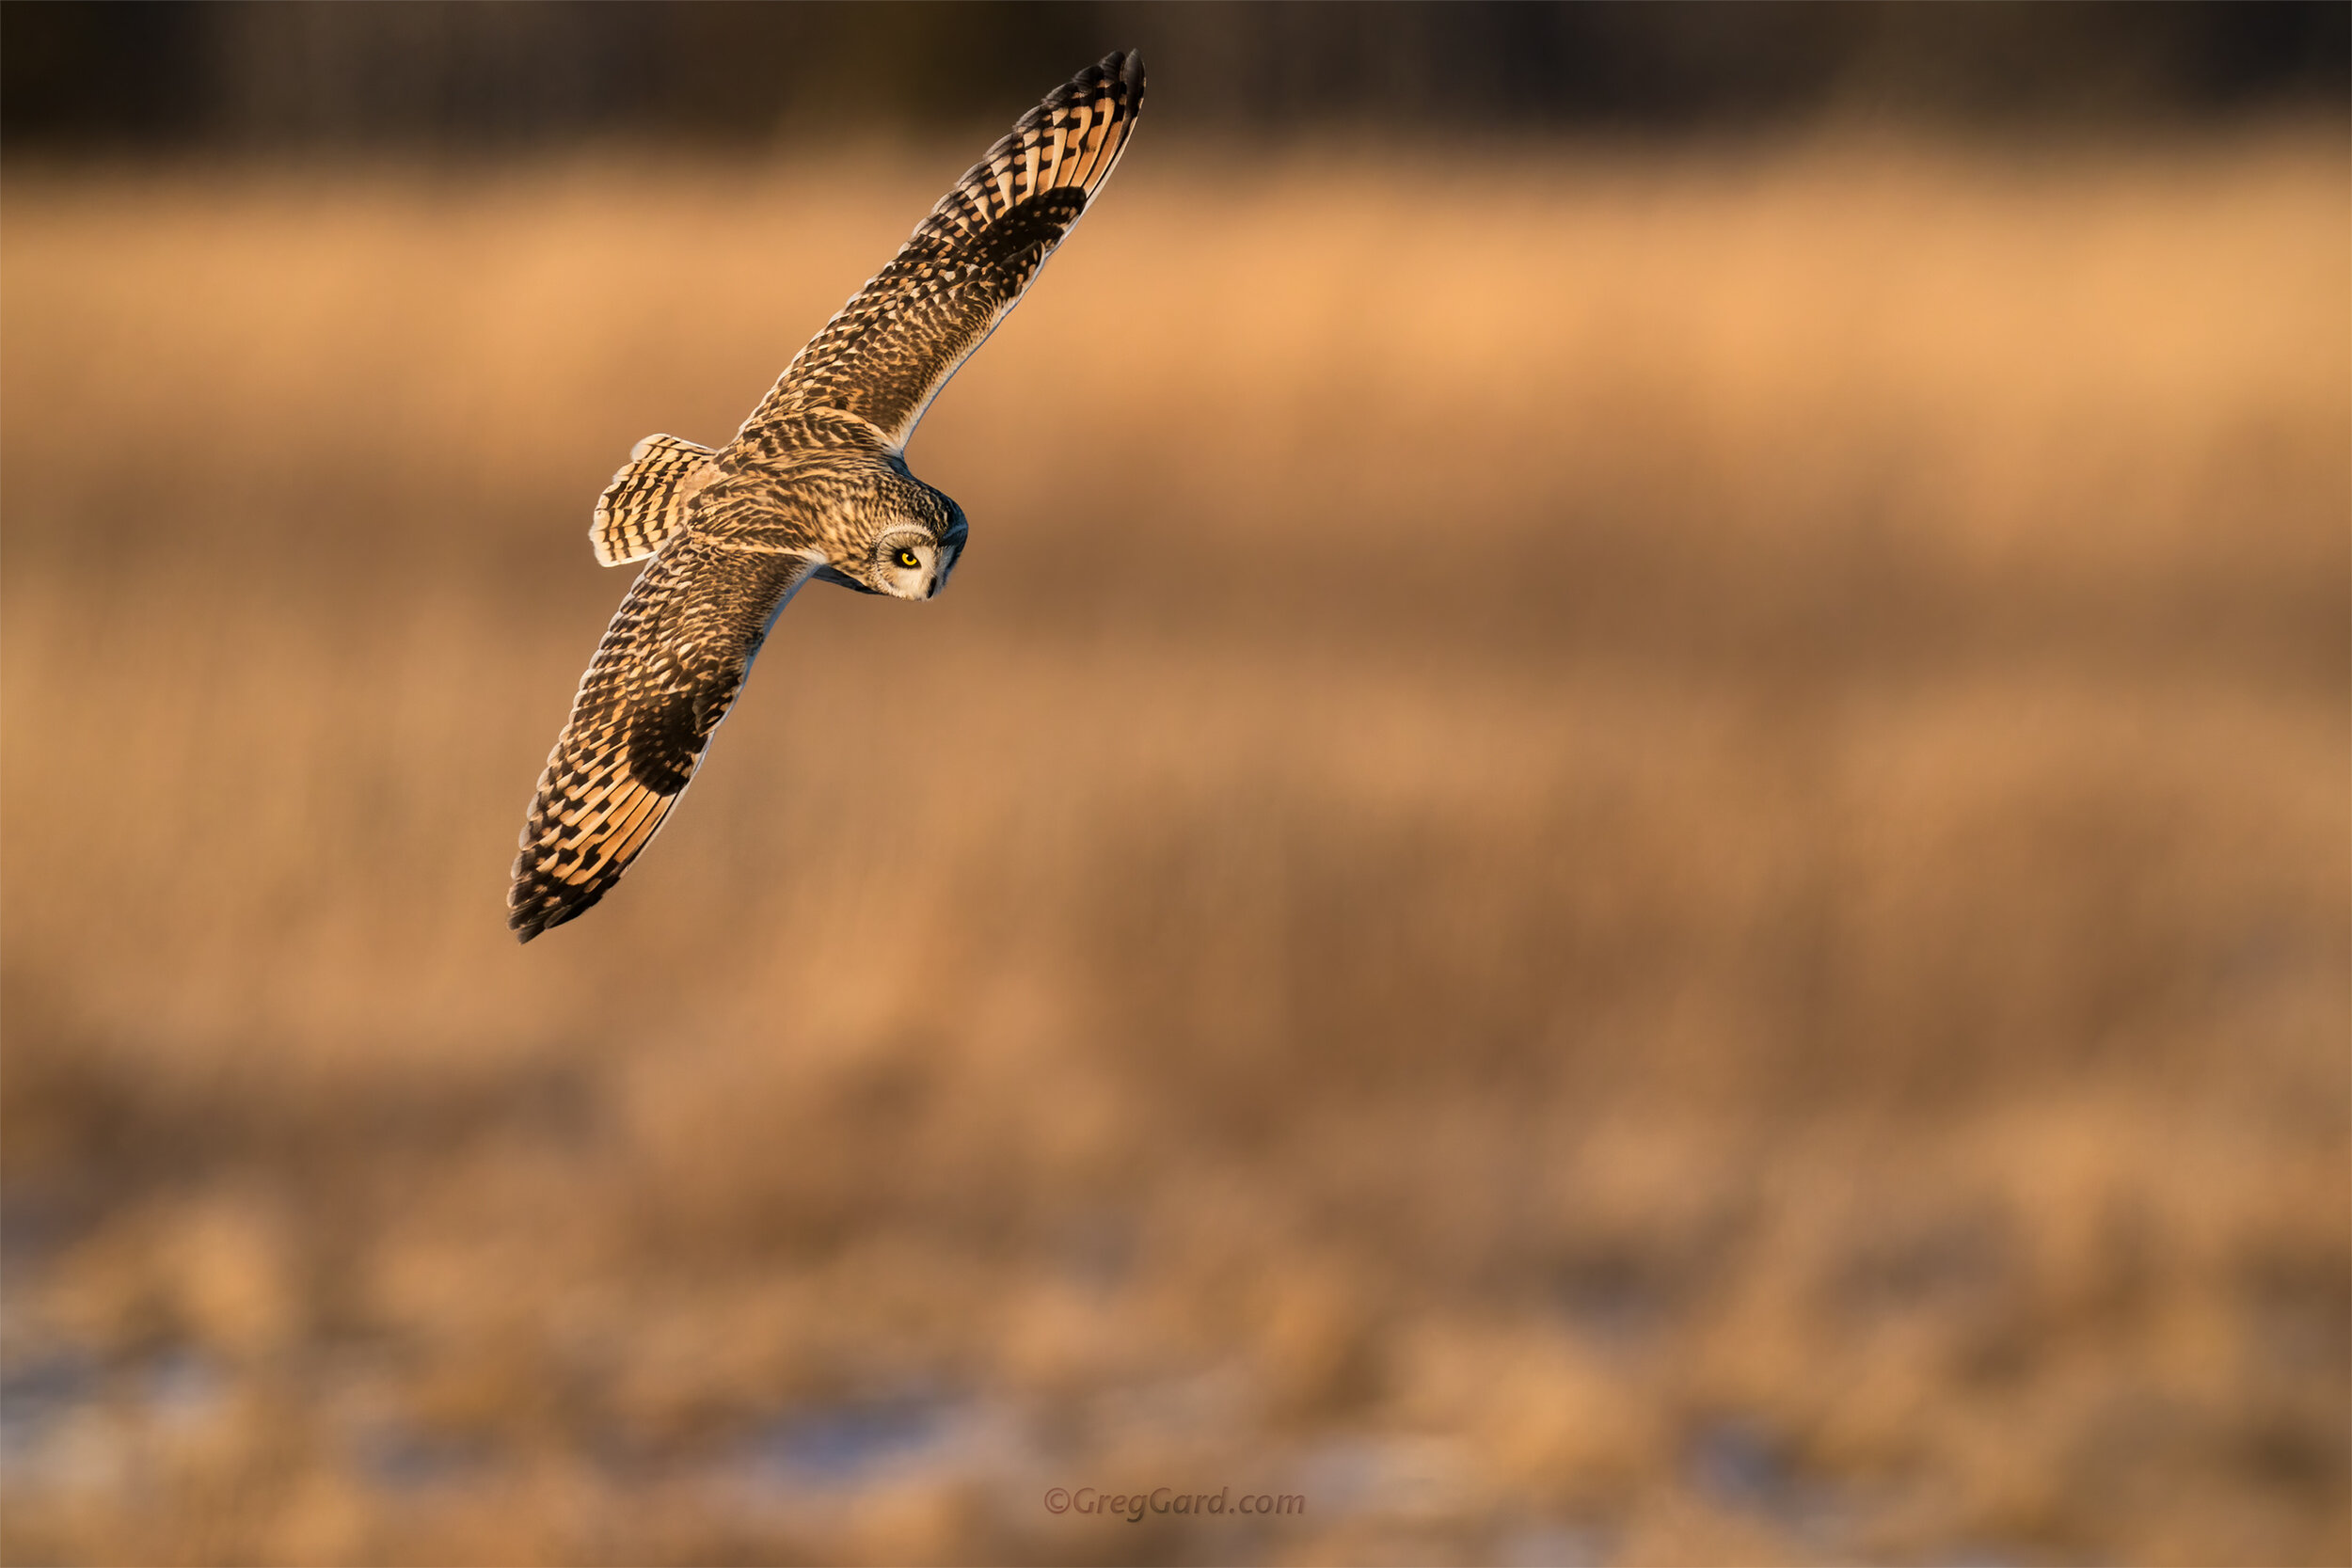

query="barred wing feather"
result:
[510,539,813,941]
[749,49,1144,451]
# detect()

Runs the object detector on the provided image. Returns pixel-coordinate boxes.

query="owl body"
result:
[509,50,1142,941]
[692,418,965,599]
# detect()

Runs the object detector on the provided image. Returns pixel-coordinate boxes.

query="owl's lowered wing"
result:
[510,538,812,942]
[744,49,1144,452]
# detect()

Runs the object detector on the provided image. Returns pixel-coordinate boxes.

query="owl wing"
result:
[743,48,1145,452]
[510,537,813,942]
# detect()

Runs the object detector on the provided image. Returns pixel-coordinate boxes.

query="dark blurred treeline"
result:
[7,0,2346,152]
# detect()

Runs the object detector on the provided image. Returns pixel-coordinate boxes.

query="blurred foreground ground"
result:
[2,136,2346,1564]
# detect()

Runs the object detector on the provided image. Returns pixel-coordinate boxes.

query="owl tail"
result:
[590,435,721,566]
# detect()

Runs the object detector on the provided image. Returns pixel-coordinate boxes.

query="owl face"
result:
[864,527,963,601]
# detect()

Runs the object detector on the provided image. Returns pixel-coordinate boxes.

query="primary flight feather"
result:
[510,49,1145,941]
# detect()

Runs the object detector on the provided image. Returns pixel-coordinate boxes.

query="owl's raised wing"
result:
[744,49,1144,453]
[510,537,813,942]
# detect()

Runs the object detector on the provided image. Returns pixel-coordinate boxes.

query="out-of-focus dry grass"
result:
[1,135,2344,1565]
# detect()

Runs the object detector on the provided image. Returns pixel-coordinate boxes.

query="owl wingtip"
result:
[1094,48,1144,91]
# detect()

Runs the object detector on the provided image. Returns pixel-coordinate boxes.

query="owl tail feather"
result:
[591,434,721,566]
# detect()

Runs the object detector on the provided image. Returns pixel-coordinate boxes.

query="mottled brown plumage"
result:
[511,50,1144,941]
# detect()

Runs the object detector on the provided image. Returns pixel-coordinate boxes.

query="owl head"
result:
[818,479,969,601]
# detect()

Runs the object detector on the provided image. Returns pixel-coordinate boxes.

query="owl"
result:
[509,51,1145,941]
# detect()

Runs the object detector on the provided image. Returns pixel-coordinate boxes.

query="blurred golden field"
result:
[2,134,2345,1564]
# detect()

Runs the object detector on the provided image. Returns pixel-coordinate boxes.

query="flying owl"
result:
[509,51,1145,942]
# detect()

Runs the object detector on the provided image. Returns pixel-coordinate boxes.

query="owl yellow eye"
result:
[895,548,921,570]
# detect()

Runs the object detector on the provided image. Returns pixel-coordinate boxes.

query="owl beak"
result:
[926,543,960,599]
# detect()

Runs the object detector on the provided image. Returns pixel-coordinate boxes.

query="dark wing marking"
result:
[510,537,812,941]
[746,48,1144,451]
[592,434,721,566]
